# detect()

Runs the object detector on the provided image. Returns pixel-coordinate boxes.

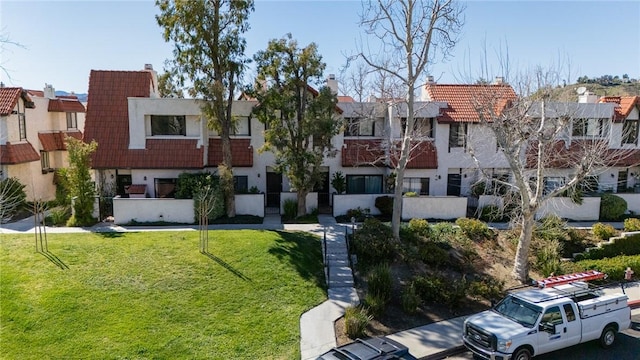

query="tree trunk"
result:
[297,191,308,217]
[512,210,536,283]
[391,170,404,240]
[221,131,236,218]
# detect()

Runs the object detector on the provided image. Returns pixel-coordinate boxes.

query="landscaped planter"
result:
[402,196,467,220]
[112,197,194,224]
[235,193,265,217]
[535,197,601,221]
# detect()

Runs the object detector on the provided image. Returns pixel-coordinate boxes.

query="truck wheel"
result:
[513,348,532,360]
[599,326,617,348]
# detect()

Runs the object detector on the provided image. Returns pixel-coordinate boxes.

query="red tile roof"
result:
[341,139,437,168]
[599,96,639,122]
[337,96,354,103]
[0,87,35,116]
[424,84,517,123]
[525,139,624,168]
[0,142,40,164]
[126,184,147,194]
[38,131,83,151]
[208,138,253,167]
[48,98,86,113]
[84,70,203,169]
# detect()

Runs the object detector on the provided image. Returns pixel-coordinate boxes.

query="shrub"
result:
[533,239,563,277]
[364,293,387,317]
[576,234,640,260]
[344,306,372,339]
[345,207,370,222]
[283,199,297,220]
[455,218,492,241]
[592,222,616,240]
[0,177,27,221]
[443,276,469,309]
[412,275,444,303]
[175,172,218,199]
[367,264,392,304]
[600,193,627,221]
[48,207,71,226]
[408,218,429,238]
[535,215,568,243]
[404,191,418,197]
[331,171,346,195]
[351,218,395,267]
[375,196,394,217]
[624,218,640,232]
[401,284,421,314]
[479,205,502,222]
[429,222,459,244]
[561,255,640,281]
[468,277,504,302]
[418,241,450,268]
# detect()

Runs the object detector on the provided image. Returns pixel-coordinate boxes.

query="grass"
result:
[1,230,326,359]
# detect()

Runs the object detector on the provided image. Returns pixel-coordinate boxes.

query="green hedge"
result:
[561,255,640,281]
[575,234,640,260]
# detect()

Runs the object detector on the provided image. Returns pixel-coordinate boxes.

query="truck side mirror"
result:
[539,322,555,334]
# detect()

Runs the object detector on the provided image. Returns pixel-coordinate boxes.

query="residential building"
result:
[0,84,85,201]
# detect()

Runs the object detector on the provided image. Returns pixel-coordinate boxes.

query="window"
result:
[346,175,382,194]
[234,175,248,193]
[232,117,251,136]
[0,165,6,180]
[543,176,564,195]
[401,117,433,138]
[541,306,563,325]
[18,100,26,140]
[449,123,466,148]
[66,112,78,129]
[403,177,429,195]
[622,120,639,145]
[40,151,51,173]
[563,304,576,322]
[579,175,599,193]
[151,115,186,136]
[345,117,375,136]
[154,178,177,198]
[572,118,607,138]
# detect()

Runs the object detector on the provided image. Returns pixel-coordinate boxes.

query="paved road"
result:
[445,314,640,360]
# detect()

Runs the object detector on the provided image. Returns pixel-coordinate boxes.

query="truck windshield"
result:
[493,295,542,328]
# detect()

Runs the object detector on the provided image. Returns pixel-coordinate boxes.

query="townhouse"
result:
[83,65,640,219]
[0,84,85,201]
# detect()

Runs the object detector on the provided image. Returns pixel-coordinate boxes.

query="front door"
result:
[618,170,628,193]
[314,171,330,210]
[266,172,282,208]
[447,174,461,196]
[116,174,132,198]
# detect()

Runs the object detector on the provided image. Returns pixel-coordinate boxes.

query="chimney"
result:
[0,82,4,88]
[578,90,599,104]
[43,83,56,99]
[326,74,338,95]
[426,75,435,83]
[143,64,159,98]
[494,76,504,85]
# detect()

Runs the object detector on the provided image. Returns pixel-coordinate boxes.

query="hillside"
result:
[546,82,640,101]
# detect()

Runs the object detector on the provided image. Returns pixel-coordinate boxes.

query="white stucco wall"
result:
[478,195,504,209]
[113,197,195,225]
[332,194,382,217]
[235,194,265,217]
[402,196,467,220]
[280,192,318,214]
[614,193,640,214]
[536,197,601,221]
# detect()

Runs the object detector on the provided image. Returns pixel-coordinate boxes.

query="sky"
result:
[1,0,639,95]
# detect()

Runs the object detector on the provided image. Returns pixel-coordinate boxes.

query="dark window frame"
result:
[449,123,466,149]
[345,117,375,137]
[403,177,430,195]
[572,118,607,138]
[401,117,434,138]
[154,178,178,198]
[231,116,251,136]
[66,112,78,129]
[234,175,249,193]
[622,119,639,145]
[151,115,186,136]
[40,151,51,173]
[346,175,383,194]
[18,100,26,141]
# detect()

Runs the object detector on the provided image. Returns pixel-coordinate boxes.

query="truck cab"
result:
[463,273,631,360]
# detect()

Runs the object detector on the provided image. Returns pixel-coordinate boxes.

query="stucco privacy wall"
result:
[113,197,195,225]
[235,194,265,217]
[615,193,640,214]
[535,197,601,221]
[332,194,382,217]
[402,196,468,220]
[280,192,318,214]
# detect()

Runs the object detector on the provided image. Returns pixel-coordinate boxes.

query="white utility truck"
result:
[463,270,632,360]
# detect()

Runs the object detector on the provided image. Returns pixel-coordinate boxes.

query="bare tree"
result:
[468,67,637,283]
[355,0,464,239]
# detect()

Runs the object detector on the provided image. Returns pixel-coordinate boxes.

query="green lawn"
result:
[1,230,326,359]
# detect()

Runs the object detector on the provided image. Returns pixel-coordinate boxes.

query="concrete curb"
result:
[419,345,466,360]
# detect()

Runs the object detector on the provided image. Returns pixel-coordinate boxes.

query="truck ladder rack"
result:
[534,270,606,288]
